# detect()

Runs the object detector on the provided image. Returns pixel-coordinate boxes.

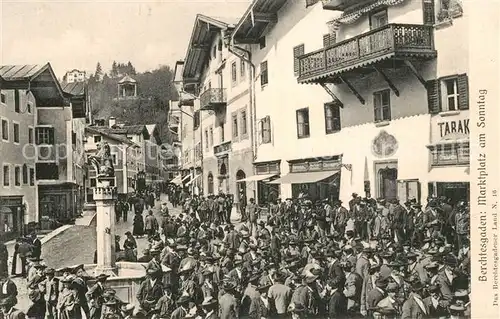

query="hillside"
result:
[88,62,179,143]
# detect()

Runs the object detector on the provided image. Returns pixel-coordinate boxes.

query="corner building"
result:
[231,0,469,205]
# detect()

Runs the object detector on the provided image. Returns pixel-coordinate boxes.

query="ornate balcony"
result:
[298,24,436,84]
[214,141,232,156]
[322,0,371,11]
[200,88,227,111]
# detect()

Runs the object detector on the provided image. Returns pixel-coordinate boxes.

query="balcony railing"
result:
[200,88,227,110]
[214,141,232,156]
[298,24,436,83]
[322,0,366,11]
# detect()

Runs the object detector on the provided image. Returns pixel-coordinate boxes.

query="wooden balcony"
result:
[200,88,227,111]
[214,141,232,156]
[322,0,373,11]
[298,24,436,84]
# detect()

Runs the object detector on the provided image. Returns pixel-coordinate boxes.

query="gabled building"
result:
[0,63,88,237]
[230,0,469,205]
[178,14,254,204]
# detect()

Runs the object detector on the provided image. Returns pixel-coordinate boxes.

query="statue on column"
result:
[88,142,115,178]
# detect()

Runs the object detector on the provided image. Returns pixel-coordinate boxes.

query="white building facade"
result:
[229,0,469,205]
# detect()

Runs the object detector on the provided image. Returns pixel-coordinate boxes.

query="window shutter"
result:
[323,33,337,47]
[457,74,469,110]
[14,90,20,112]
[426,79,441,114]
[263,116,271,143]
[48,128,55,144]
[293,44,305,76]
[333,102,341,131]
[373,94,381,122]
[423,0,435,25]
[35,128,40,145]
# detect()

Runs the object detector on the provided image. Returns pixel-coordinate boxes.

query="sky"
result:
[0,0,249,78]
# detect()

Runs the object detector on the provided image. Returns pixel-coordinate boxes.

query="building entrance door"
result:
[375,161,398,200]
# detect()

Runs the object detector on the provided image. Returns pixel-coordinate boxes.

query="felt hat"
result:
[177,295,190,305]
[96,273,110,281]
[121,304,135,313]
[288,302,306,313]
[201,296,217,307]
[449,300,466,312]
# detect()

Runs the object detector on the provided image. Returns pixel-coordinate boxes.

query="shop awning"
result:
[186,175,201,186]
[268,170,339,184]
[238,174,277,182]
[171,175,182,185]
[181,174,191,183]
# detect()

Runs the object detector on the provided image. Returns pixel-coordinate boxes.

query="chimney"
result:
[109,117,116,128]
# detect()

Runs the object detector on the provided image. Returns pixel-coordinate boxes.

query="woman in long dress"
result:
[133,213,144,237]
[123,232,138,262]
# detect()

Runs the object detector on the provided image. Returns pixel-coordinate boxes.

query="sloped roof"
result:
[182,14,236,83]
[94,125,150,139]
[119,75,137,84]
[0,63,67,107]
[62,81,85,96]
[86,126,139,146]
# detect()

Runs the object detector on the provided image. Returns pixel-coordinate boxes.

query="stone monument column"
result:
[93,176,117,275]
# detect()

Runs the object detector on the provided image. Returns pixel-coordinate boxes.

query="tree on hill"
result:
[111,61,118,78]
[88,63,178,144]
[95,62,103,81]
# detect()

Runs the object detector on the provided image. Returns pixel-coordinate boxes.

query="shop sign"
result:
[309,162,322,171]
[291,163,308,173]
[438,119,470,138]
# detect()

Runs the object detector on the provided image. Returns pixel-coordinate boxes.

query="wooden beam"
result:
[339,76,365,105]
[373,66,399,97]
[320,82,344,108]
[404,60,427,88]
[233,37,259,44]
[192,44,210,49]
[253,12,278,23]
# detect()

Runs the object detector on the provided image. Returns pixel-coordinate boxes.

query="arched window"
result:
[22,164,28,185]
[207,172,214,195]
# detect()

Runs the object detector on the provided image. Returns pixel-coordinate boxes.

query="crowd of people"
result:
[0,188,471,319]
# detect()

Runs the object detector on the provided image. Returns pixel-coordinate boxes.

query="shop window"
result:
[373,89,391,122]
[293,44,305,76]
[260,61,268,86]
[13,123,19,143]
[2,119,8,141]
[35,163,58,180]
[231,61,237,85]
[260,116,272,144]
[29,168,35,186]
[35,127,55,145]
[324,102,341,134]
[370,9,388,29]
[3,165,10,186]
[430,143,469,166]
[397,179,421,204]
[296,108,310,139]
[14,166,20,186]
[22,164,28,185]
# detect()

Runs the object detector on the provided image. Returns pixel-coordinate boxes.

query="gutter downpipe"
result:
[228,41,257,162]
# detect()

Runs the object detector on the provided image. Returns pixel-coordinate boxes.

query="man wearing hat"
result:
[324,276,347,318]
[268,271,291,317]
[86,273,109,319]
[0,273,18,306]
[248,282,271,319]
[120,304,135,319]
[401,281,428,318]
[199,296,217,319]
[40,267,58,319]
[423,284,448,318]
[0,296,25,319]
[58,275,79,319]
[366,277,388,317]
[171,295,191,319]
[137,267,163,312]
[341,260,362,312]
[219,281,239,319]
[374,282,399,318]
